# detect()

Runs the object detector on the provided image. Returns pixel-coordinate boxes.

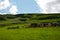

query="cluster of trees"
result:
[28,22,60,28]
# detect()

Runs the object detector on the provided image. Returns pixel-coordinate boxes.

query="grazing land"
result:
[0,14,60,40]
[0,27,60,40]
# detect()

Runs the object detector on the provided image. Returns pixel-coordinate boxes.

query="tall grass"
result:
[0,27,60,40]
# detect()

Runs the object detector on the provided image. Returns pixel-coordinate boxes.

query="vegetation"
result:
[0,27,60,40]
[0,13,60,40]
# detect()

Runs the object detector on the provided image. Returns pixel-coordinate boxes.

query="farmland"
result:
[0,14,60,40]
[0,27,60,40]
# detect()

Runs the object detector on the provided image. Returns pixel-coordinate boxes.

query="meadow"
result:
[0,14,60,40]
[0,27,60,40]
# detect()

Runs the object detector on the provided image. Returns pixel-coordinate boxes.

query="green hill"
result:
[0,14,60,27]
[0,13,60,40]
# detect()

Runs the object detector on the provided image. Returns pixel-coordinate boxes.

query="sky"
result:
[35,0,60,13]
[0,0,40,14]
[0,0,60,14]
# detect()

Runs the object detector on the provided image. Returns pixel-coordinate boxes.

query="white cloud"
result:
[0,0,18,14]
[9,5,18,14]
[46,0,60,13]
[0,13,7,15]
[35,0,60,13]
[0,0,10,10]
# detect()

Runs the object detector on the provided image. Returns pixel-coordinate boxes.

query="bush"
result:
[0,17,6,21]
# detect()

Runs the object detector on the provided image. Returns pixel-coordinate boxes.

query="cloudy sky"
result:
[0,0,60,14]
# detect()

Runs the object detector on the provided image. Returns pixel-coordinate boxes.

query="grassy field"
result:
[0,27,60,40]
[0,14,60,40]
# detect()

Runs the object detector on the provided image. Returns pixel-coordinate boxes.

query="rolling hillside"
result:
[0,14,60,27]
[0,14,60,40]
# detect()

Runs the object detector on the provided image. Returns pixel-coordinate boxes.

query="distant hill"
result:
[0,13,60,27]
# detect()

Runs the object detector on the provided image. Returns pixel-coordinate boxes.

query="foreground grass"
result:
[0,27,60,40]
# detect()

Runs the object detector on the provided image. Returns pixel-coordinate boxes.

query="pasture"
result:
[0,27,60,40]
[0,14,60,40]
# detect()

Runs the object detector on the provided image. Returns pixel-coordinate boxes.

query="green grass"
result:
[0,14,60,40]
[0,27,60,40]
